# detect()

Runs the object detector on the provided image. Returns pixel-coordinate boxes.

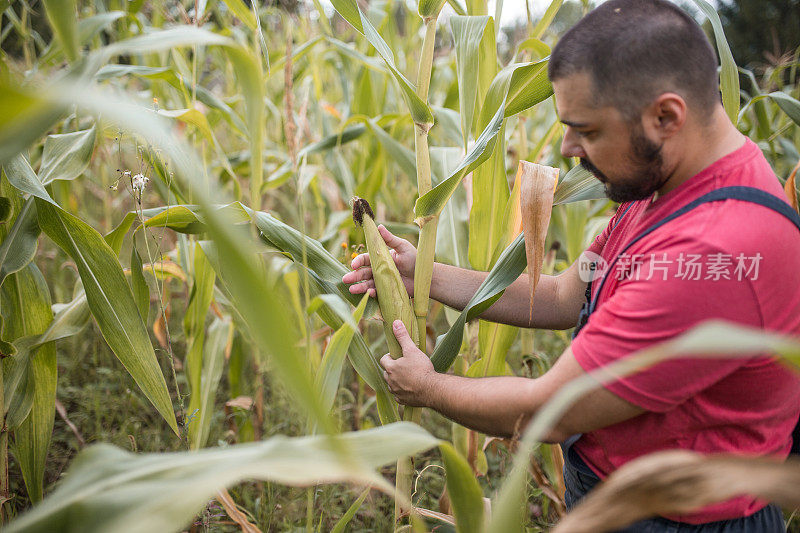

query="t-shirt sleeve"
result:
[570,247,764,413]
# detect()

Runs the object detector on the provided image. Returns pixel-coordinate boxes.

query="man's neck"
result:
[657,107,747,197]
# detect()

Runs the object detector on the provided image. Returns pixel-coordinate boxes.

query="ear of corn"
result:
[352,197,415,359]
[353,197,421,522]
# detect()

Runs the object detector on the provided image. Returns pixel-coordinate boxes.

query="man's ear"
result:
[644,93,687,140]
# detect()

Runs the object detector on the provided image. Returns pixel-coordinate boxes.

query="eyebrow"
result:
[560,119,591,128]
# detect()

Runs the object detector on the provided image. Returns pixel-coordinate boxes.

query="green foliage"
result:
[0,0,796,530]
[718,0,800,70]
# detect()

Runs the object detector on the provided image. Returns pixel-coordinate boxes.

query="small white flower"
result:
[132,173,149,192]
[123,170,131,177]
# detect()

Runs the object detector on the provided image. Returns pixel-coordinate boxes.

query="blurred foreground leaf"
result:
[6,422,439,533]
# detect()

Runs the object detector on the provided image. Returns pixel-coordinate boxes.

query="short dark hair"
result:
[548,0,720,121]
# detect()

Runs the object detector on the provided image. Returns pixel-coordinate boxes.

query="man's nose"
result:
[561,128,586,159]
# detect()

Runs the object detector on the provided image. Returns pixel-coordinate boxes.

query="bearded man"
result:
[343,0,800,530]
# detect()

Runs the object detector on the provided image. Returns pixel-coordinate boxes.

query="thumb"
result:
[379,225,411,252]
[392,320,416,353]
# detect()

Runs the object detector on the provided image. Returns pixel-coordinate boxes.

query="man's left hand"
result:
[380,320,436,407]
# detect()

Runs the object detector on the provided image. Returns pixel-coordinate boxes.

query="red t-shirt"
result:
[570,138,800,524]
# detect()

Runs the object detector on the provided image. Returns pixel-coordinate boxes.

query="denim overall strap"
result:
[572,202,635,340]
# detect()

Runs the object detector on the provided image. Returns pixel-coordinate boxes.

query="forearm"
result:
[429,261,583,330]
[424,373,559,440]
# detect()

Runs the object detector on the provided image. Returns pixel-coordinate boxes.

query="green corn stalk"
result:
[411,12,440,354]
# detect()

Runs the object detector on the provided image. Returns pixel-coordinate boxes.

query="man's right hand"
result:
[342,224,417,298]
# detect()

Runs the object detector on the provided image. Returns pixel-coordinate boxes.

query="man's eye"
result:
[576,130,594,138]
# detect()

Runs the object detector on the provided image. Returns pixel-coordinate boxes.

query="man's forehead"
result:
[552,73,595,112]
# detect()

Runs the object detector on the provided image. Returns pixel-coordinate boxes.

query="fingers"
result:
[392,320,417,352]
[378,225,412,252]
[342,266,373,284]
[348,281,376,297]
[380,353,394,371]
[349,253,370,270]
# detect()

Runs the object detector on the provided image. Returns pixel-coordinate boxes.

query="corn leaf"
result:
[419,0,447,17]
[2,337,36,430]
[691,0,739,124]
[430,233,526,372]
[431,106,464,147]
[415,104,506,225]
[38,124,96,185]
[42,0,78,63]
[38,290,90,345]
[326,36,389,74]
[530,0,564,40]
[315,294,369,416]
[502,60,552,118]
[431,147,469,270]
[220,0,257,30]
[415,59,552,223]
[553,165,607,205]
[2,155,57,206]
[0,83,64,166]
[329,0,434,125]
[450,15,492,149]
[185,241,217,449]
[0,264,56,502]
[40,11,126,64]
[5,423,440,533]
[252,209,376,313]
[104,212,138,256]
[0,197,40,288]
[306,292,398,425]
[767,91,800,126]
[35,199,178,434]
[331,488,371,533]
[440,442,485,533]
[130,238,149,323]
[157,109,236,178]
[95,65,248,136]
[190,317,233,449]
[515,38,551,61]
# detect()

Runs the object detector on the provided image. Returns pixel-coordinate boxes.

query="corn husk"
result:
[352,197,415,359]
[518,162,559,322]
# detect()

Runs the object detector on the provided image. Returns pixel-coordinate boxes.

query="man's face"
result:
[553,73,669,203]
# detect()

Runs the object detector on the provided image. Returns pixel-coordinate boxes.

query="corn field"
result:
[1,0,799,531]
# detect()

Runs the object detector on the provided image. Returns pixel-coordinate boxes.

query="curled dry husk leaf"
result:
[519,162,558,322]
[553,450,800,533]
[352,197,416,358]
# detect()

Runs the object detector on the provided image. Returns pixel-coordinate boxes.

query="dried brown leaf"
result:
[553,450,800,533]
[226,396,254,410]
[216,488,262,533]
[413,506,455,525]
[518,162,558,322]
[55,398,86,447]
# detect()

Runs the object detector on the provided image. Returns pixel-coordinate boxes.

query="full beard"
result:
[581,126,668,203]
